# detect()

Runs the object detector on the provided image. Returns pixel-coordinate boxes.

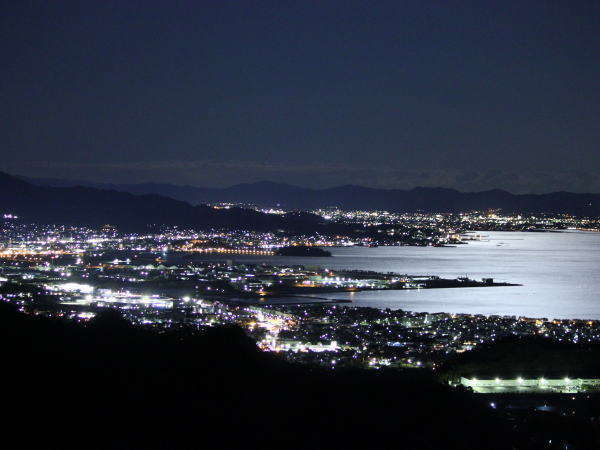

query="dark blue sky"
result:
[2,1,600,192]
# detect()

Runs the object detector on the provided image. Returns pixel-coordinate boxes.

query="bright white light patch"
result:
[56,283,94,294]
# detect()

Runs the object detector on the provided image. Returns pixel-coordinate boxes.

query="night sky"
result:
[2,1,600,193]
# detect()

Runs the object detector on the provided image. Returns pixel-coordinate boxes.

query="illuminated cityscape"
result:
[2,215,600,376]
[4,2,600,448]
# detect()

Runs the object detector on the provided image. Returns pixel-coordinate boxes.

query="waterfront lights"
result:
[495,378,500,383]
[517,377,523,384]
[564,377,571,383]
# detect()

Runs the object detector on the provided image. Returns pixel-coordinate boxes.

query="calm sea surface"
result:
[180,231,600,320]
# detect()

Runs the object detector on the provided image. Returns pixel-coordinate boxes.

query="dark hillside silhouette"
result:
[0,172,327,232]
[26,175,600,215]
[0,301,513,449]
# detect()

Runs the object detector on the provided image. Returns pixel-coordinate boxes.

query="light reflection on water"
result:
[183,231,600,320]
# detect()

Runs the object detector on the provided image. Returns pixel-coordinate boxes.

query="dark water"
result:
[182,231,600,320]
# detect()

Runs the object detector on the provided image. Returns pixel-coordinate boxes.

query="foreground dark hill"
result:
[0,301,511,450]
[0,172,324,231]
[27,176,600,215]
[441,337,600,379]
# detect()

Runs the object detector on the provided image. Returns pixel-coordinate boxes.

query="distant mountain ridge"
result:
[0,172,325,231]
[23,175,600,216]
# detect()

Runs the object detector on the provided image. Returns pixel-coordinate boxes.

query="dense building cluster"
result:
[3,267,600,378]
[313,207,600,235]
[2,215,600,385]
